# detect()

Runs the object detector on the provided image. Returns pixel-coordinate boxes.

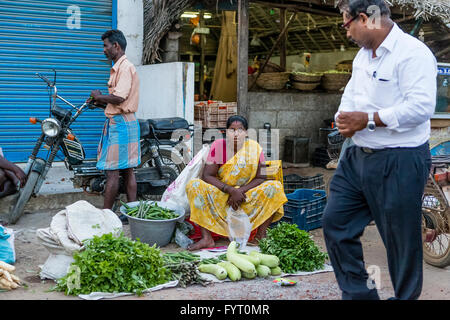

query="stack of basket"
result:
[321,71,351,92]
[290,72,323,91]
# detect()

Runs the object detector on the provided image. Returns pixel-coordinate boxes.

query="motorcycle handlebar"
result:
[36,73,53,87]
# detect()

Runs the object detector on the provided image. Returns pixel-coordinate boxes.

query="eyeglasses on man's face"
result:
[341,14,360,30]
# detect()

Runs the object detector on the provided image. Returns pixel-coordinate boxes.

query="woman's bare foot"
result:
[187,237,215,251]
[187,226,215,251]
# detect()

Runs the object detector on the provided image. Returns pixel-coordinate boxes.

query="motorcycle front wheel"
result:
[8,171,40,224]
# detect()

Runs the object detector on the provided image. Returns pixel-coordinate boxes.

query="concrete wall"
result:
[136,62,195,123]
[247,92,342,162]
[117,0,144,66]
[118,1,196,126]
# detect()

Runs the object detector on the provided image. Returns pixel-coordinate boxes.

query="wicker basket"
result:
[256,72,290,90]
[290,73,322,83]
[292,81,320,91]
[321,72,351,91]
[259,60,284,73]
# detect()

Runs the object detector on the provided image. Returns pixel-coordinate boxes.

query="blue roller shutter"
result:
[0,0,115,162]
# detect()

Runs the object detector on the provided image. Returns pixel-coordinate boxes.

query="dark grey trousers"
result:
[323,142,431,300]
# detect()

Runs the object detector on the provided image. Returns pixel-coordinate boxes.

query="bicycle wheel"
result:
[421,174,450,267]
[422,209,450,267]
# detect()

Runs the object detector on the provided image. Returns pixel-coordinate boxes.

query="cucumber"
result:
[241,270,257,279]
[198,264,228,280]
[235,253,261,267]
[226,242,256,274]
[249,251,279,268]
[270,266,282,276]
[218,261,241,281]
[256,264,271,278]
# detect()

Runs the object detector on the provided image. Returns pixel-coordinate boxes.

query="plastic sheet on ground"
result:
[195,246,333,283]
[78,280,179,300]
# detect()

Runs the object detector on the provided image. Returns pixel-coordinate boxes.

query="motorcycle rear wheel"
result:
[8,171,40,224]
[138,166,179,201]
[138,148,186,175]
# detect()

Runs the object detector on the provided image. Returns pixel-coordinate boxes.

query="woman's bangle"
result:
[221,184,227,193]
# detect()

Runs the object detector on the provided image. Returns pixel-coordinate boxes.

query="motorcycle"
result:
[7,71,193,224]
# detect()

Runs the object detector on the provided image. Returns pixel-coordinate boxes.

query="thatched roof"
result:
[385,0,450,23]
[143,0,195,64]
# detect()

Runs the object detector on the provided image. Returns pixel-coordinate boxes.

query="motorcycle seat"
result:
[138,119,150,138]
[147,117,189,131]
[146,117,190,140]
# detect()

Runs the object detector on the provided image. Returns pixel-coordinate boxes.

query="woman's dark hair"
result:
[102,29,127,51]
[337,0,391,18]
[226,115,248,130]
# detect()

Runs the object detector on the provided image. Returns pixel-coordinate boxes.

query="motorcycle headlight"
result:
[41,118,61,137]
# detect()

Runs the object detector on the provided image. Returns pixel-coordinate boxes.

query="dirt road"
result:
[1,167,449,300]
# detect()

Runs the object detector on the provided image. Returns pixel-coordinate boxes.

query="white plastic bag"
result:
[0,225,15,264]
[226,207,252,250]
[161,144,211,212]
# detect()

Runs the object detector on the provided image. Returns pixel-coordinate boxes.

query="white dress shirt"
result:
[336,23,437,149]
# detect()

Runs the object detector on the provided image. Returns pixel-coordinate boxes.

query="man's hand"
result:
[90,90,102,100]
[336,111,368,138]
[90,90,124,106]
[13,166,27,188]
[88,90,107,109]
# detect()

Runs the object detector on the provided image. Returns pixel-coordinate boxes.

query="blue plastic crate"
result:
[279,188,327,231]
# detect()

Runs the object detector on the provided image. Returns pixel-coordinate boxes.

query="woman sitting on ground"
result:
[185,115,287,250]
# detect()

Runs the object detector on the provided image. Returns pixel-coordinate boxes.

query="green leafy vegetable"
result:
[54,233,171,296]
[258,222,328,273]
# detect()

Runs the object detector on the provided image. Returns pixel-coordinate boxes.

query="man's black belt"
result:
[360,147,384,154]
[359,142,429,154]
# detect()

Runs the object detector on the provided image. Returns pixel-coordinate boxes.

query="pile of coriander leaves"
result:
[258,222,328,273]
[54,232,172,296]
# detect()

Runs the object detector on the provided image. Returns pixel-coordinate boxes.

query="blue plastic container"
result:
[280,188,327,231]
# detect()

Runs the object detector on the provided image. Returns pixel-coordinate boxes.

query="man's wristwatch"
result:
[367,112,376,132]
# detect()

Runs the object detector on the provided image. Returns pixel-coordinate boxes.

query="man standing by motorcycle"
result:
[90,29,141,218]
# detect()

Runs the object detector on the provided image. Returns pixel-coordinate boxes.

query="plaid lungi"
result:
[96,113,141,170]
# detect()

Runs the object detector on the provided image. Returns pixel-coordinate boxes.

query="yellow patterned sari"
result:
[185,139,287,237]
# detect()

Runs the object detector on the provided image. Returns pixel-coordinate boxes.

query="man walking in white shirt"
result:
[323,0,437,300]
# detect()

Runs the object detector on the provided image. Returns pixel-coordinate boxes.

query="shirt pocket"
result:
[371,73,399,107]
